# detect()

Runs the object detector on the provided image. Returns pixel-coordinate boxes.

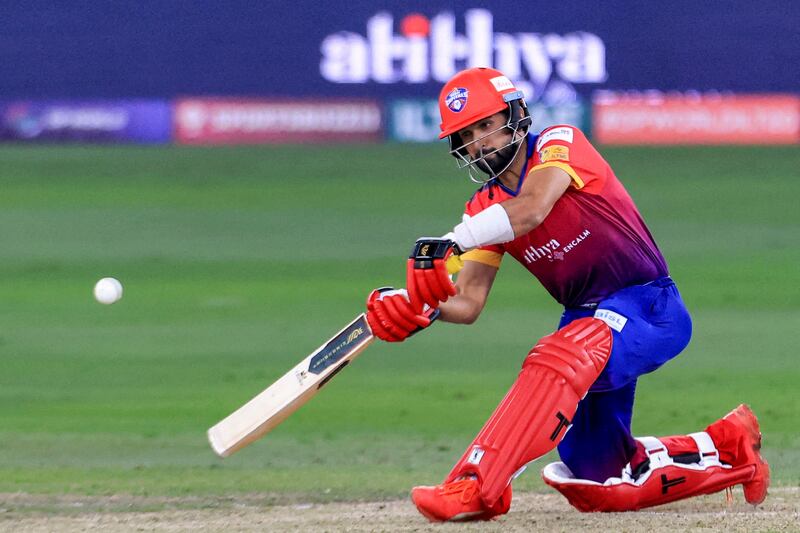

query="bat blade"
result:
[208,313,374,457]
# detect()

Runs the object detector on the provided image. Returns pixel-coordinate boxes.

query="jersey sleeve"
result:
[461,194,504,269]
[530,125,607,194]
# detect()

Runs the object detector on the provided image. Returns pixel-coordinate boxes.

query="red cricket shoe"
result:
[723,404,770,504]
[410,478,512,522]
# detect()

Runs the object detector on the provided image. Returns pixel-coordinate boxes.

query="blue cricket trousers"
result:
[555,277,692,482]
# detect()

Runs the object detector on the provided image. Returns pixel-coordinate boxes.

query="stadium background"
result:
[1,0,798,512]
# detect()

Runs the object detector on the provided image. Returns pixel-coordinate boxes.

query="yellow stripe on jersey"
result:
[445,250,502,274]
[459,249,503,269]
[529,161,585,189]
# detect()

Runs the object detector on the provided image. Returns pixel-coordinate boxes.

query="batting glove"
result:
[366,287,439,342]
[407,237,461,314]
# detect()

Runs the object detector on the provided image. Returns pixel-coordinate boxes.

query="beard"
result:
[473,140,519,177]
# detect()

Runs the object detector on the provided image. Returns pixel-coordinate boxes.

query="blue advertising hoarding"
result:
[0,100,172,143]
[0,1,797,101]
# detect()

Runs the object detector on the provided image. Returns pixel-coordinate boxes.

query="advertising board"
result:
[174,99,383,144]
[7,3,795,100]
[593,93,799,145]
[388,99,589,142]
[0,100,171,143]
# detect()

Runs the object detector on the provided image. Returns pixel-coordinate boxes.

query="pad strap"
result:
[689,431,722,467]
[636,436,672,470]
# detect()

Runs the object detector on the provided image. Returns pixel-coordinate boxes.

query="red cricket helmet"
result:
[438,67,524,139]
[438,67,531,183]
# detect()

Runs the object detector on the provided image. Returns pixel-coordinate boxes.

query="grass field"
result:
[1,143,798,508]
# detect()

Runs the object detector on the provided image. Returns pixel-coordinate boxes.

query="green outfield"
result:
[1,143,798,503]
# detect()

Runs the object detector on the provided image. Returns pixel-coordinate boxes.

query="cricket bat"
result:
[208,313,374,457]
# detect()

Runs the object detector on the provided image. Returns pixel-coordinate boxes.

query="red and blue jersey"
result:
[461,125,668,308]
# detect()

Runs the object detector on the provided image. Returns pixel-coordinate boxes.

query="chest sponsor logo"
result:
[522,238,561,264]
[540,145,570,162]
[521,229,591,264]
[536,126,574,150]
[562,229,591,253]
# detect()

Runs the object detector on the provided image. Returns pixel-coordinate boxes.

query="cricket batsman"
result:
[365,67,769,521]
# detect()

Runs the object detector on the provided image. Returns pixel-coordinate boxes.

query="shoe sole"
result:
[727,404,770,505]
[410,487,506,522]
[411,491,486,522]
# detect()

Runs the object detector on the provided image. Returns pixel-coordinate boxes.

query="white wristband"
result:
[446,204,515,251]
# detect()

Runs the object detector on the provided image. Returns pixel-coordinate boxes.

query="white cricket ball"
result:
[93,277,124,305]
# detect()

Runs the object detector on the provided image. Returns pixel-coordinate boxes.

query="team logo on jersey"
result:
[445,87,469,112]
[540,145,570,162]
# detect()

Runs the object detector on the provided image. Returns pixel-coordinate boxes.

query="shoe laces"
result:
[438,479,479,504]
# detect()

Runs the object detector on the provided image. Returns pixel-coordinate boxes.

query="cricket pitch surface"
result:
[2,488,798,532]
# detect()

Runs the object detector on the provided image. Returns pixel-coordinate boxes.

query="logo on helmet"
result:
[445,87,468,113]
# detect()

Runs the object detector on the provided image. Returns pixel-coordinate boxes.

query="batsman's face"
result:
[457,112,512,160]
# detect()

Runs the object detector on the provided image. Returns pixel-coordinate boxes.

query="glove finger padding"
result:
[383,293,431,329]
[419,268,442,304]
[374,300,411,338]
[366,311,404,342]
[434,259,457,296]
[427,261,455,302]
[381,295,420,332]
[367,291,407,342]
[366,287,435,343]
[407,238,458,313]
[407,260,437,314]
